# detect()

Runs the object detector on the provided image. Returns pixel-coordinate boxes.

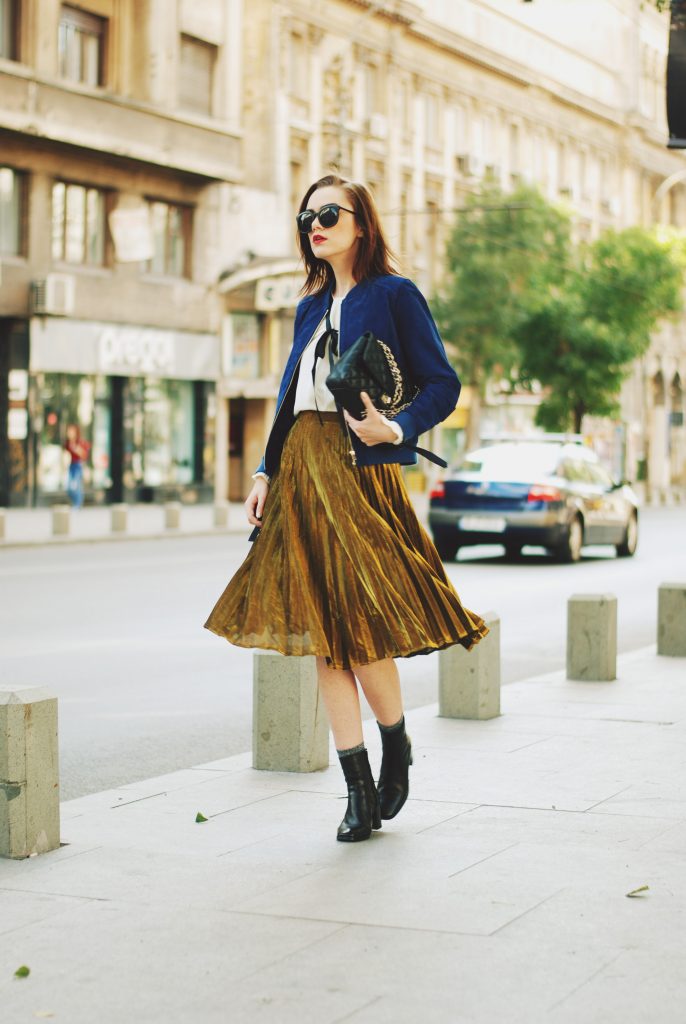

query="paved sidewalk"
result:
[0,503,247,547]
[1,646,685,1023]
[0,494,431,547]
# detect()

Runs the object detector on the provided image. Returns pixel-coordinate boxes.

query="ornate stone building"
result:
[2,0,683,504]
[0,0,242,506]
[218,0,685,499]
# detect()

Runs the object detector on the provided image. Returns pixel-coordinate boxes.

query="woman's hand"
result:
[343,392,397,446]
[245,478,269,527]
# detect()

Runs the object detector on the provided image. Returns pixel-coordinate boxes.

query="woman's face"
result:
[303,186,362,264]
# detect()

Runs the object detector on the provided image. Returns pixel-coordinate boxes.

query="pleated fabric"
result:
[204,411,488,670]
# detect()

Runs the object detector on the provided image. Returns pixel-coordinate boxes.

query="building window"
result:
[58,5,107,87]
[288,32,308,99]
[0,0,19,60]
[51,181,107,265]
[179,34,217,116]
[147,200,191,278]
[0,167,24,255]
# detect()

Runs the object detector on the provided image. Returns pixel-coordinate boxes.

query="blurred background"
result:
[1,0,685,510]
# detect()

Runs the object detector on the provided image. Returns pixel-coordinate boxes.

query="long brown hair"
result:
[297,174,398,295]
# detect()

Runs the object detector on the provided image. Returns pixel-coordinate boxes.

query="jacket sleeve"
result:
[391,280,461,441]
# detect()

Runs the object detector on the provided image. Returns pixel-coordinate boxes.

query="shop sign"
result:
[30,318,220,381]
[255,276,301,310]
[99,327,176,376]
[8,369,28,401]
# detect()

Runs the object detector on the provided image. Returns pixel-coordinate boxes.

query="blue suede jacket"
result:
[256,274,460,477]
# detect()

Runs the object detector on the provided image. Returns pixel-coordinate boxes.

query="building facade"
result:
[2,0,684,506]
[217,0,685,499]
[0,0,242,506]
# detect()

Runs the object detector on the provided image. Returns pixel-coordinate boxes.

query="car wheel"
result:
[555,515,583,563]
[432,533,459,562]
[504,543,522,560]
[616,512,638,558]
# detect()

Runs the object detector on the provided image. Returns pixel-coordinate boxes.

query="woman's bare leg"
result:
[316,657,363,750]
[353,657,404,727]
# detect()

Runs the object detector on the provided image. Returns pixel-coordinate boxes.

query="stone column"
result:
[658,582,686,656]
[253,653,329,772]
[165,502,181,529]
[439,614,500,720]
[111,504,128,532]
[52,505,70,536]
[567,594,617,681]
[0,687,60,859]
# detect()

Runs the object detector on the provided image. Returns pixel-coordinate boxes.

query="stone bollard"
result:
[439,613,501,720]
[165,502,181,529]
[51,505,70,536]
[213,502,229,528]
[658,582,686,657]
[111,503,128,533]
[1,687,60,859]
[253,653,329,772]
[0,508,5,541]
[567,594,617,681]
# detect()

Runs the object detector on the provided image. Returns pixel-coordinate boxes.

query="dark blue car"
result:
[428,440,639,563]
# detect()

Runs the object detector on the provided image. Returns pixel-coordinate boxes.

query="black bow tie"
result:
[312,325,338,387]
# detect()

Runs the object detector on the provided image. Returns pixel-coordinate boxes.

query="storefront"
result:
[24,318,220,506]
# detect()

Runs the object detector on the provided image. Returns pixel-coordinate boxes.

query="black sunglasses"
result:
[296,203,356,234]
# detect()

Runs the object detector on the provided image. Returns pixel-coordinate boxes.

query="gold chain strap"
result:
[377,340,416,419]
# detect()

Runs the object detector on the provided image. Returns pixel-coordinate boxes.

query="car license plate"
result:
[459,515,506,534]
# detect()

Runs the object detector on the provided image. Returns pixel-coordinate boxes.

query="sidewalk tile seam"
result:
[0,884,110,903]
[331,995,384,1024]
[584,784,645,813]
[110,791,168,809]
[447,841,520,878]
[226,907,504,938]
[545,949,625,1013]
[234,921,351,987]
[489,884,568,936]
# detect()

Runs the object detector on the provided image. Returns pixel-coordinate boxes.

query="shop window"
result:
[52,180,107,265]
[34,373,111,497]
[0,167,24,255]
[147,200,191,278]
[122,378,195,492]
[179,34,216,117]
[0,0,20,60]
[58,5,107,86]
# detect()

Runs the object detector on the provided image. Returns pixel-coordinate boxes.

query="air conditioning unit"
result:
[31,274,76,316]
[365,114,388,140]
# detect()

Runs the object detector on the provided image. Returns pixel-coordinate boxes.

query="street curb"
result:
[0,527,249,550]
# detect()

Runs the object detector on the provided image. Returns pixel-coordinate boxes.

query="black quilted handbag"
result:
[326,330,418,421]
[326,330,447,468]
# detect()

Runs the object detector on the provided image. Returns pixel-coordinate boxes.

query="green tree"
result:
[431,180,571,447]
[516,227,685,433]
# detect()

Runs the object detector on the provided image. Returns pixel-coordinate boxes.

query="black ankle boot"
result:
[377,719,413,820]
[336,748,382,843]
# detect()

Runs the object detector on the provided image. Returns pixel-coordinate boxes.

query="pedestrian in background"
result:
[205,174,487,843]
[64,424,89,509]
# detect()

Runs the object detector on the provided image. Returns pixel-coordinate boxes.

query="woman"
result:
[205,174,487,843]
[65,424,89,509]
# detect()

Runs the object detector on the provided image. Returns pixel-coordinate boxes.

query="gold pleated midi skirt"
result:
[204,412,488,670]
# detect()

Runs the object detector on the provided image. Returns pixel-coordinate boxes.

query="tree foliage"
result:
[430,180,570,443]
[516,228,684,432]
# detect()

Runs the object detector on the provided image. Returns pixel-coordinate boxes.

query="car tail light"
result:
[429,481,445,500]
[527,484,562,502]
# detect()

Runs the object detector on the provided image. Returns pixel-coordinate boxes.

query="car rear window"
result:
[458,445,561,481]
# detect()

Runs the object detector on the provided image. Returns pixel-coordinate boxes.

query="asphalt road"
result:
[0,506,683,799]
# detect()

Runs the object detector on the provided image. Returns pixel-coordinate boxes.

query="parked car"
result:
[428,440,639,563]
